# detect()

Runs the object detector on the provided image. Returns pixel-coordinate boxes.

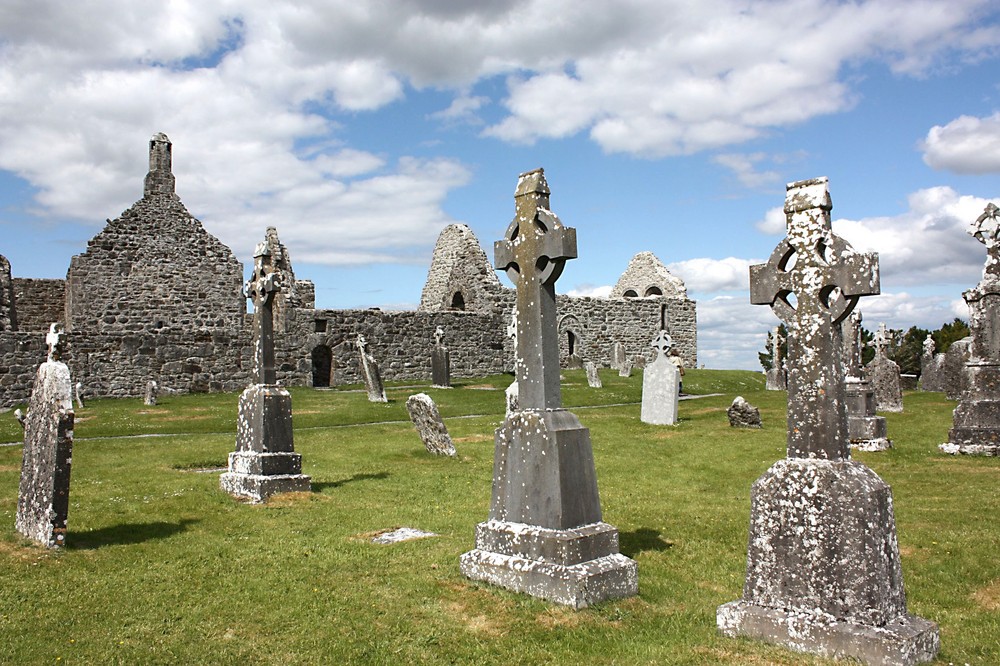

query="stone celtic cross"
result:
[750,177,880,460]
[651,331,673,358]
[494,169,577,410]
[434,326,445,347]
[244,241,281,384]
[873,322,891,356]
[46,323,65,363]
[971,202,1000,279]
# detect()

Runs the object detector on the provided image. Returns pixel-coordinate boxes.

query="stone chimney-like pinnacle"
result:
[144,132,176,196]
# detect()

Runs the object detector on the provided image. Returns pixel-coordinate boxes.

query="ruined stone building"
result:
[0,134,696,407]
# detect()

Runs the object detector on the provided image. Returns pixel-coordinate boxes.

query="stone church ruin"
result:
[0,134,697,407]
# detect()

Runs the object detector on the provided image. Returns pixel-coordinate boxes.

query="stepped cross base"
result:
[718,458,938,665]
[460,520,637,609]
[220,384,311,503]
[846,379,891,451]
[941,361,1000,456]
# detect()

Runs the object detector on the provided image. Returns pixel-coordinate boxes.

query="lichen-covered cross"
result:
[46,322,65,362]
[970,202,1000,280]
[749,177,880,460]
[494,169,577,410]
[872,322,891,356]
[243,240,281,384]
[651,331,672,359]
[434,326,445,347]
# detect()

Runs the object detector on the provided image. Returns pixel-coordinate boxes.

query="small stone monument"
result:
[943,203,1000,456]
[357,333,387,403]
[942,337,972,400]
[460,168,637,608]
[221,239,311,502]
[764,327,787,391]
[641,331,680,426]
[144,380,158,406]
[919,334,942,391]
[74,382,84,409]
[867,323,903,413]
[618,361,632,378]
[842,311,891,451]
[610,341,626,371]
[504,380,518,416]
[727,396,761,429]
[406,393,456,456]
[718,177,939,665]
[585,361,602,388]
[16,324,74,548]
[431,326,451,388]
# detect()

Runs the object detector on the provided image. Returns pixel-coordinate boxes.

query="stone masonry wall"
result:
[12,278,65,332]
[0,255,16,332]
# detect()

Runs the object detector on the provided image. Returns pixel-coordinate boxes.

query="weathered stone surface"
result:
[431,326,451,388]
[842,313,890,451]
[144,380,158,406]
[74,382,84,409]
[16,325,74,548]
[723,177,938,664]
[406,393,455,456]
[461,168,636,608]
[610,341,626,371]
[585,361,602,388]
[728,396,761,428]
[611,251,688,299]
[504,380,518,416]
[641,331,679,426]
[618,361,632,378]
[356,334,387,403]
[0,255,17,332]
[943,203,1000,456]
[942,337,972,400]
[765,326,787,391]
[865,323,903,413]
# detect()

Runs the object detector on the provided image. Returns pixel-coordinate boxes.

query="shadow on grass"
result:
[619,527,673,558]
[312,471,390,492]
[69,518,199,550]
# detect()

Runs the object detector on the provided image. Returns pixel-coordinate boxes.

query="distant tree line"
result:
[759,318,971,376]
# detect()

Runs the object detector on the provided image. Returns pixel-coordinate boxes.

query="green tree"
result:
[933,318,970,354]
[889,325,930,376]
[758,323,788,372]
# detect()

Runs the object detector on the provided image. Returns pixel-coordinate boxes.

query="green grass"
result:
[0,370,997,664]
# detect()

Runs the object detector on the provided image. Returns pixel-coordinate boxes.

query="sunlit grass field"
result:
[0,369,997,664]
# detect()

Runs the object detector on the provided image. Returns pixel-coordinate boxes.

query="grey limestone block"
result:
[406,392,456,457]
[584,361,602,388]
[641,354,679,425]
[846,378,891,451]
[727,396,761,428]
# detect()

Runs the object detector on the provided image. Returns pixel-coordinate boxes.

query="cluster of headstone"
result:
[841,311,891,451]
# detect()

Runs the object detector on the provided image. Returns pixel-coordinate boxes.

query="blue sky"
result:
[1,0,998,369]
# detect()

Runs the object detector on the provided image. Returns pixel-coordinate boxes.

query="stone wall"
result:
[12,279,65,332]
[0,255,15,332]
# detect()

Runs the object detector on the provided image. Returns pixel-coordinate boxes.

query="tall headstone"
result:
[16,324,74,548]
[585,361,603,388]
[406,393,456,456]
[842,311,890,451]
[144,380,158,406]
[942,336,972,400]
[460,168,637,608]
[221,240,311,502]
[431,326,451,388]
[919,334,942,391]
[718,177,939,665]
[943,203,1000,456]
[764,326,787,391]
[357,334,388,403]
[641,331,680,426]
[610,341,626,371]
[867,323,903,413]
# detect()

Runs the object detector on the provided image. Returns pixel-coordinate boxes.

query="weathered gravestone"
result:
[641,331,680,426]
[610,341,626,372]
[867,323,903,413]
[144,380,158,406]
[504,380,518,416]
[718,177,939,665]
[727,396,762,429]
[585,361,602,388]
[918,334,942,391]
[357,333,387,403]
[431,326,451,388]
[220,240,311,502]
[618,361,632,378]
[406,393,456,457]
[942,203,1000,456]
[842,311,890,451]
[74,382,84,410]
[460,168,637,608]
[765,326,787,391]
[16,324,74,548]
[942,336,972,400]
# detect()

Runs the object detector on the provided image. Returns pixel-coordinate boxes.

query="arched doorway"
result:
[312,345,333,387]
[567,330,577,356]
[450,291,466,311]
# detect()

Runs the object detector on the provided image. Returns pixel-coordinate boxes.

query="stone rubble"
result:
[405,393,456,457]
[727,396,762,429]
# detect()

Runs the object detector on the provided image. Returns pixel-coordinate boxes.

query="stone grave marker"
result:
[842,311,890,451]
[765,326,787,391]
[867,322,903,413]
[460,168,637,608]
[919,334,942,391]
[727,396,761,429]
[16,323,74,548]
[942,337,972,400]
[610,341,626,371]
[504,380,518,416]
[144,380,158,406]
[718,177,939,665]
[943,203,1000,456]
[405,393,456,457]
[74,382,84,409]
[357,333,388,403]
[220,239,311,503]
[431,325,451,388]
[641,331,680,426]
[618,361,632,378]
[585,361,602,388]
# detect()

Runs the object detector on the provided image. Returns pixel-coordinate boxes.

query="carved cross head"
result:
[651,330,673,358]
[872,322,891,355]
[434,326,445,346]
[970,202,1000,279]
[46,322,65,362]
[244,241,280,308]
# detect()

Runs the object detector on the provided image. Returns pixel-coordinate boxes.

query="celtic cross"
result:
[873,322,891,356]
[46,323,65,363]
[244,241,281,384]
[434,326,445,347]
[750,177,880,460]
[970,202,1000,280]
[494,169,577,410]
[651,331,673,359]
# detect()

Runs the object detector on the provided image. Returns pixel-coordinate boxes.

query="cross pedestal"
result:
[460,169,637,608]
[842,312,891,450]
[221,240,310,502]
[718,178,939,665]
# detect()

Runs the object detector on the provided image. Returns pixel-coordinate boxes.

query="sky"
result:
[1,0,998,370]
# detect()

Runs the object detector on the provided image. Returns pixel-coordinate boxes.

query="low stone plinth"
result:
[460,520,638,609]
[942,361,1000,456]
[846,379,890,451]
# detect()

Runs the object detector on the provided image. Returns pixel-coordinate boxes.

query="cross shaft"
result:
[245,241,280,384]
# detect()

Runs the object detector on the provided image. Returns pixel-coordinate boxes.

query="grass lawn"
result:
[0,369,997,664]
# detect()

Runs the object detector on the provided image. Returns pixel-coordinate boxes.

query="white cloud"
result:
[755,206,786,235]
[564,284,613,299]
[429,94,490,125]
[668,257,756,293]
[922,112,1000,174]
[713,153,781,189]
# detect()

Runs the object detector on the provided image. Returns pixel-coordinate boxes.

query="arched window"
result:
[567,330,577,356]
[623,289,638,298]
[644,286,663,297]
